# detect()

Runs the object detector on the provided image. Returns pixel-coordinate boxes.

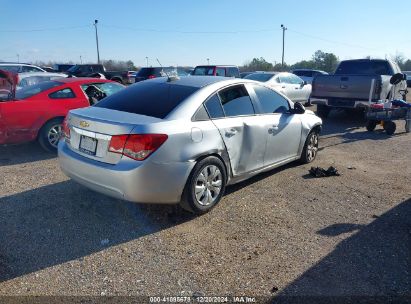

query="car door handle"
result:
[225,128,237,137]
[281,86,286,89]
[268,125,279,134]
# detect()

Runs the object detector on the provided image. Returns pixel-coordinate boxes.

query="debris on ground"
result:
[309,166,341,178]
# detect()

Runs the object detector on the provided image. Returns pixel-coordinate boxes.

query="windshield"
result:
[15,81,63,99]
[95,81,198,119]
[244,73,275,82]
[193,67,215,76]
[81,82,124,96]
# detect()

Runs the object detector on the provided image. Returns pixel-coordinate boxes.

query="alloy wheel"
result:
[47,124,62,148]
[194,165,223,206]
[307,133,319,162]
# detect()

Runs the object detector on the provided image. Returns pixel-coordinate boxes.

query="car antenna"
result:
[156,58,179,82]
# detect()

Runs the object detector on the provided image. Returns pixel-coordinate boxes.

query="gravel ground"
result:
[0,107,410,303]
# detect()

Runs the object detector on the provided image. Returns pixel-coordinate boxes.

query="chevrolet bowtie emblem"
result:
[79,121,90,128]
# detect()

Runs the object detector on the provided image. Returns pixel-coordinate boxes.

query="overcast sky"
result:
[1,0,410,66]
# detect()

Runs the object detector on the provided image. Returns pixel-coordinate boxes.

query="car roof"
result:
[0,62,38,66]
[146,76,229,88]
[195,65,238,68]
[56,77,113,84]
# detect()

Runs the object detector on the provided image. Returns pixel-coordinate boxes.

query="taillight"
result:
[148,75,156,79]
[63,116,70,140]
[108,134,168,161]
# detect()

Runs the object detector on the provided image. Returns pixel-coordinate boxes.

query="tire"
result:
[366,120,377,132]
[316,104,330,118]
[180,156,227,215]
[38,118,64,152]
[383,121,396,135]
[300,130,319,164]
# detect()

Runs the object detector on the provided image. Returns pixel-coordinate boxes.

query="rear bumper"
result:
[310,98,370,108]
[58,141,194,204]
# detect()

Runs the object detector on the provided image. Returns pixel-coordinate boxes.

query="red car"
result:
[0,71,124,151]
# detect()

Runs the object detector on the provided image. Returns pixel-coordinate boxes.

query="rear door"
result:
[205,85,267,176]
[250,84,302,164]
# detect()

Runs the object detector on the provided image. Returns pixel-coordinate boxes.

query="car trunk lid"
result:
[66,107,162,164]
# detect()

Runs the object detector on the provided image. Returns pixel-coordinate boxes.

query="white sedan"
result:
[245,72,312,104]
[16,72,68,89]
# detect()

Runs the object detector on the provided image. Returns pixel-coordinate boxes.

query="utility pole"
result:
[94,20,100,64]
[207,58,210,65]
[80,55,83,64]
[281,24,287,68]
[16,54,19,63]
[146,56,148,67]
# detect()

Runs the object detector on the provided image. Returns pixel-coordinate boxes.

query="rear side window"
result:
[193,67,214,76]
[95,81,198,119]
[215,68,225,76]
[227,67,240,78]
[253,85,290,114]
[49,88,75,99]
[205,94,225,119]
[218,85,255,117]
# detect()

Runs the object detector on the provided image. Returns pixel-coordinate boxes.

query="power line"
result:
[101,24,279,34]
[287,28,376,51]
[0,25,91,33]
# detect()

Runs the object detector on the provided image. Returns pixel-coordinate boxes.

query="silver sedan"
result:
[58,76,322,214]
[245,72,312,104]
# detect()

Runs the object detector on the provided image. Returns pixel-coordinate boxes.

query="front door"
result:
[204,85,266,176]
[250,84,302,165]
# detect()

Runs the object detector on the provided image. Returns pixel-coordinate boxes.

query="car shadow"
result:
[319,109,408,151]
[0,142,55,167]
[0,180,193,282]
[273,198,411,303]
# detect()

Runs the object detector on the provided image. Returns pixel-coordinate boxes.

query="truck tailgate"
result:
[311,75,381,100]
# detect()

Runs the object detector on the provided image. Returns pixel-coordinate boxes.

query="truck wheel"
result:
[383,121,396,135]
[38,118,64,152]
[366,120,377,132]
[316,105,330,118]
[180,156,227,215]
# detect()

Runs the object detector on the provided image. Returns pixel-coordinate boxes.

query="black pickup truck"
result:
[310,59,407,117]
[65,64,135,84]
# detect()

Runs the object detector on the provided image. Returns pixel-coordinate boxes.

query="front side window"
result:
[218,85,255,117]
[22,66,42,72]
[289,74,304,85]
[253,85,290,114]
[193,67,215,76]
[227,67,239,78]
[49,88,75,99]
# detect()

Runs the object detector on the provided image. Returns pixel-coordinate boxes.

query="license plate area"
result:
[79,135,98,156]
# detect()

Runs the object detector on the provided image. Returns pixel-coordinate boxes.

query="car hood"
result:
[0,69,17,101]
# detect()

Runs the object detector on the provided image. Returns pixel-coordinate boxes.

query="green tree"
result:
[242,57,274,72]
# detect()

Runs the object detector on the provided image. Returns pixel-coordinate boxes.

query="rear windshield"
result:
[244,73,274,82]
[293,70,311,77]
[95,81,198,119]
[15,81,63,99]
[335,61,392,75]
[193,67,215,76]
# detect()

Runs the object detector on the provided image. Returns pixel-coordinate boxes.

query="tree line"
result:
[241,50,411,73]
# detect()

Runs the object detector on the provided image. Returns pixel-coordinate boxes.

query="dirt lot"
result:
[0,108,410,303]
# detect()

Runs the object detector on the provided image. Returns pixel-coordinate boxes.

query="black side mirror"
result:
[293,102,305,114]
[390,73,406,85]
[302,80,307,86]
